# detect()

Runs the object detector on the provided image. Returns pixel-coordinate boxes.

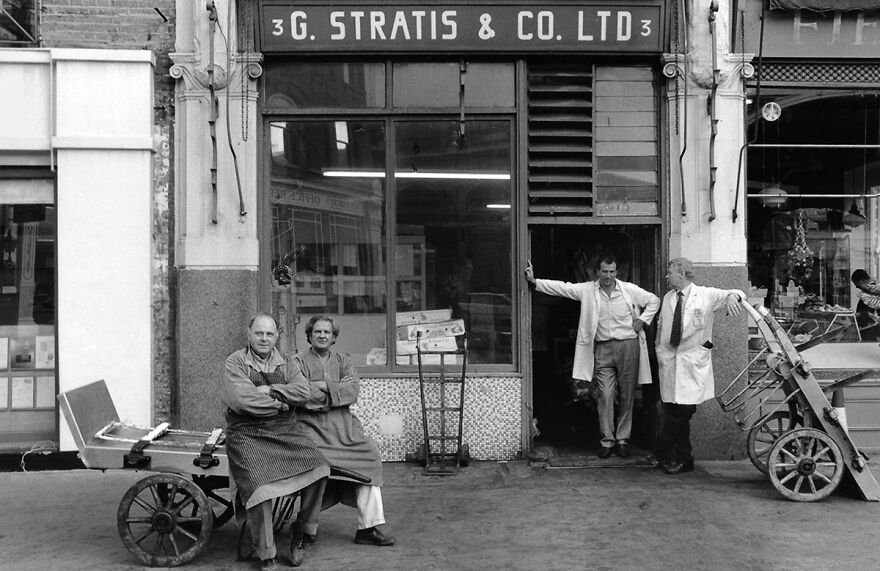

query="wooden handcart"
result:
[58,379,366,566]
[717,302,880,502]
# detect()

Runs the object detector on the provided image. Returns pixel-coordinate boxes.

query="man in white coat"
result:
[653,258,745,474]
[525,254,660,458]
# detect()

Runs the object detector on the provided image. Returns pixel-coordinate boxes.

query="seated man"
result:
[223,313,330,570]
[286,315,396,547]
[852,269,880,340]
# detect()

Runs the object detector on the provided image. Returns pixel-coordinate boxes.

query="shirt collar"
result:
[243,346,286,369]
[677,283,693,297]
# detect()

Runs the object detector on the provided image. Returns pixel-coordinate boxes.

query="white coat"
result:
[535,278,660,384]
[655,284,746,405]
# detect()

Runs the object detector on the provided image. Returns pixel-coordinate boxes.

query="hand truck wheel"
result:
[459,443,470,467]
[746,410,802,475]
[117,473,213,566]
[767,428,844,502]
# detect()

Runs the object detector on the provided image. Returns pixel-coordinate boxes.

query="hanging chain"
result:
[673,0,681,136]
[240,0,252,142]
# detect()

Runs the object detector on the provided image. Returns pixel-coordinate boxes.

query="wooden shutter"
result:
[593,66,659,217]
[526,63,593,223]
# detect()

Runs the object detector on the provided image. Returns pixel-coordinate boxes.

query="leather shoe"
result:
[615,443,630,458]
[260,558,281,571]
[664,459,695,474]
[597,446,613,459]
[354,526,396,546]
[289,526,307,567]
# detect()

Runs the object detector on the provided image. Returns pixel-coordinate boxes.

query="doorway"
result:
[529,225,661,456]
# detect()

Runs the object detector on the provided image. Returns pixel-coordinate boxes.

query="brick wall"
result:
[41,1,177,423]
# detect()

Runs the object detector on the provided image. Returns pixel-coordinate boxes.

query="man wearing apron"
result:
[223,313,330,569]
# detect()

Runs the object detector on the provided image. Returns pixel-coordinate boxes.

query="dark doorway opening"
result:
[529,225,661,460]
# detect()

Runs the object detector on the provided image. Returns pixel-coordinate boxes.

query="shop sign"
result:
[743,0,880,58]
[259,2,663,53]
[273,184,367,215]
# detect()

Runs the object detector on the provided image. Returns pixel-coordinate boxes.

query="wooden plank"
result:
[595,66,653,81]
[594,111,656,127]
[596,156,657,170]
[528,128,592,138]
[529,100,592,109]
[594,82,655,97]
[593,96,654,112]
[594,142,656,156]
[528,174,592,183]
[594,187,658,201]
[595,170,657,186]
[594,126,657,142]
[529,144,592,153]
[529,115,592,124]
[529,204,593,214]
[529,189,593,199]
[594,202,658,216]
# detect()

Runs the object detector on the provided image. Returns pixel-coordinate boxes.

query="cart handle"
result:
[329,465,371,484]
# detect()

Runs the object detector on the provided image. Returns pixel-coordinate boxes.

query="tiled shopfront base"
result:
[352,376,522,462]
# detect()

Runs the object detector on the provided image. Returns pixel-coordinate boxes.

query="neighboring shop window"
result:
[0,0,38,47]
[395,120,513,365]
[269,120,387,362]
[746,94,879,342]
[0,170,57,450]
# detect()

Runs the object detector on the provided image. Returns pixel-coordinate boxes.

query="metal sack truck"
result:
[717,301,880,502]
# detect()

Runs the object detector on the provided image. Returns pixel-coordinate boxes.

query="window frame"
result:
[260,58,519,374]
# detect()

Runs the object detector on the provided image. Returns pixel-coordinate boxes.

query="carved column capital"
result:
[169,52,263,101]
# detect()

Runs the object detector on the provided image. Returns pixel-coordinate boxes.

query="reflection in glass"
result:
[269,121,387,364]
[395,120,513,364]
[264,62,385,109]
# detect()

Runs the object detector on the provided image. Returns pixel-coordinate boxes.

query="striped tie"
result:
[670,291,684,347]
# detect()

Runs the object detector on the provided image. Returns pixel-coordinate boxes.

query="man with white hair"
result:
[652,258,746,474]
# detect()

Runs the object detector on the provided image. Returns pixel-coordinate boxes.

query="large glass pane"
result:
[395,120,513,364]
[269,120,387,365]
[264,62,385,109]
[0,199,57,451]
[393,62,515,108]
[746,94,879,342]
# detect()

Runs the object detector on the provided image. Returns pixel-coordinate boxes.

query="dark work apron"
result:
[225,366,328,505]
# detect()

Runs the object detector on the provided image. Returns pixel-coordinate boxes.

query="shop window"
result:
[264,62,385,109]
[746,94,879,342]
[395,120,513,365]
[270,120,387,363]
[0,188,57,450]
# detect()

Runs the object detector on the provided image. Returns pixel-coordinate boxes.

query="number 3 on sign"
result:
[272,18,284,36]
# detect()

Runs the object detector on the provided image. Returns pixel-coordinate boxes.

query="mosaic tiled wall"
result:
[351,376,522,461]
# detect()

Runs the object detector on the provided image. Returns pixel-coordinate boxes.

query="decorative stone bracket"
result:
[169,52,263,100]
[661,53,755,90]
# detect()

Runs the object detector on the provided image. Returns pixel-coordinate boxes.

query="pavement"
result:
[2,455,880,571]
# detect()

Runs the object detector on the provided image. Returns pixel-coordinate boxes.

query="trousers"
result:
[656,402,697,463]
[247,477,327,561]
[593,337,640,448]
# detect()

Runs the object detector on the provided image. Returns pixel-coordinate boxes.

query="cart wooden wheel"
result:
[117,473,213,566]
[747,410,802,475]
[767,428,844,502]
[192,475,234,529]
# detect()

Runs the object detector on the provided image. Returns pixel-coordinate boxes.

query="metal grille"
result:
[526,63,594,221]
[756,63,880,87]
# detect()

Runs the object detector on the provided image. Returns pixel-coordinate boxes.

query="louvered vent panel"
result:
[527,64,593,221]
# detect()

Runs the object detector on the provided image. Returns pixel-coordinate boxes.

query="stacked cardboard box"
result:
[395,309,464,365]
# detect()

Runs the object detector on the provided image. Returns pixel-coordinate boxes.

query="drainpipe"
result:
[707,0,720,222]
[207,1,219,224]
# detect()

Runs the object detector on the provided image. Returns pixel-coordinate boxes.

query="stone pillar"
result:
[660,0,754,459]
[170,0,263,428]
